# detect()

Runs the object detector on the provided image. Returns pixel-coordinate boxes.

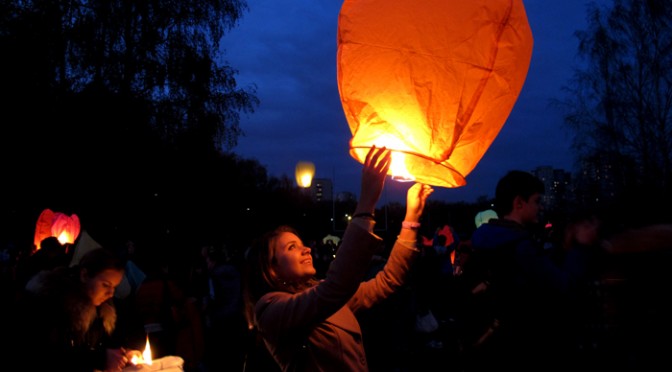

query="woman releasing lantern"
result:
[243,146,434,371]
[337,0,533,187]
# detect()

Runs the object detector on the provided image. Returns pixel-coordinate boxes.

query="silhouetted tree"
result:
[2,0,257,152]
[556,0,672,216]
[0,0,259,246]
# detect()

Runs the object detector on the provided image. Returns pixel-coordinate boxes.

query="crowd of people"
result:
[1,147,671,372]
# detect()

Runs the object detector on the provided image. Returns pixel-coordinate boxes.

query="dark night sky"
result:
[222,0,611,204]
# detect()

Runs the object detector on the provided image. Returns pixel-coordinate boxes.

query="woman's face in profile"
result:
[272,232,316,283]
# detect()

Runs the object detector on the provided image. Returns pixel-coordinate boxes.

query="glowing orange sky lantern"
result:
[295,161,316,188]
[33,208,81,250]
[337,0,534,187]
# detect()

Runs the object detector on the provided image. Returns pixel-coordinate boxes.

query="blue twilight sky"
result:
[222,0,611,204]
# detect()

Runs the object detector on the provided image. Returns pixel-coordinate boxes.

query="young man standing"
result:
[466,170,582,372]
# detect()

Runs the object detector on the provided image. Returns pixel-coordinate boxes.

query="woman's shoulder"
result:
[258,290,291,303]
[257,282,319,305]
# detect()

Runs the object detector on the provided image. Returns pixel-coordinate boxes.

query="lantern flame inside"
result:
[299,174,312,187]
[56,231,70,245]
[390,151,414,182]
[360,134,416,182]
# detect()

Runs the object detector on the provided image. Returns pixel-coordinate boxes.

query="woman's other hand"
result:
[405,183,434,223]
[355,146,391,215]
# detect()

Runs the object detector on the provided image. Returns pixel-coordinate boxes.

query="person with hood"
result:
[14,247,142,371]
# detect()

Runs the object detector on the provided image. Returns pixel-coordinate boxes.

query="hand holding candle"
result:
[107,347,141,371]
[125,348,143,366]
[129,335,153,366]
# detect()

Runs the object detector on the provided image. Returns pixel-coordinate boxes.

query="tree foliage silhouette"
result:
[0,0,265,246]
[1,0,258,153]
[557,0,672,213]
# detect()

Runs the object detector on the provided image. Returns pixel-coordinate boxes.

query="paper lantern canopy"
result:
[337,0,534,187]
[295,161,316,188]
[33,208,81,250]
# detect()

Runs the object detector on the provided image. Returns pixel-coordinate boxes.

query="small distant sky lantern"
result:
[337,0,534,187]
[33,208,81,250]
[295,161,316,188]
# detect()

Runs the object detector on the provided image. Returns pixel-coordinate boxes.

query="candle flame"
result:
[142,335,153,366]
[131,335,153,366]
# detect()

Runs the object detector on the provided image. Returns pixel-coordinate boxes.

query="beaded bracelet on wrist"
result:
[401,221,421,230]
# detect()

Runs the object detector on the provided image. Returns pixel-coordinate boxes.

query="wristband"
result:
[353,212,375,220]
[402,221,421,230]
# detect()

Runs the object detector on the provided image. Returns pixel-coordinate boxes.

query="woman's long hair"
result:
[242,225,318,329]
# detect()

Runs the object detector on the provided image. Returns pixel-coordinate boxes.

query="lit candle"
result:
[123,335,184,371]
[130,335,152,366]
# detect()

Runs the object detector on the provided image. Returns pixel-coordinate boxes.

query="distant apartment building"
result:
[309,178,358,203]
[575,155,621,206]
[531,166,572,211]
[311,178,333,202]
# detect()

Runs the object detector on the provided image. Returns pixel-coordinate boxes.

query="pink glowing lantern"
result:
[33,208,81,250]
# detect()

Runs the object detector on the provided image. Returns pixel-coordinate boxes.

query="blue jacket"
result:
[469,218,594,352]
[471,218,588,299]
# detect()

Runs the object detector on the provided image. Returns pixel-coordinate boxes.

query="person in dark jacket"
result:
[467,170,591,372]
